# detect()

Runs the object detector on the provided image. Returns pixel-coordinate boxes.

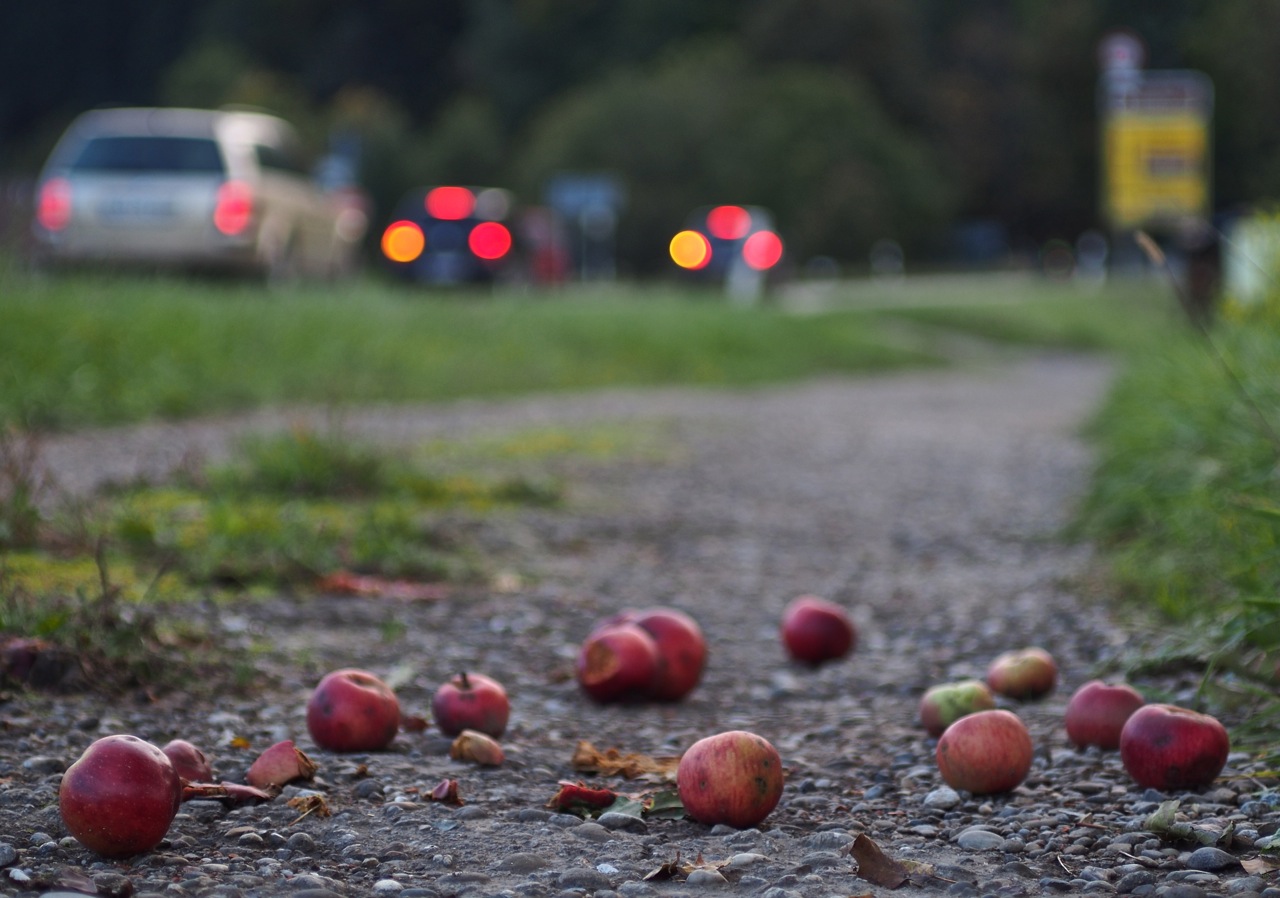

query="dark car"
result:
[668,204,784,283]
[379,185,521,285]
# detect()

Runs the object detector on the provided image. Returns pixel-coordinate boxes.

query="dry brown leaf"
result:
[286,793,331,823]
[317,570,449,602]
[451,729,505,766]
[571,740,680,781]
[428,778,464,806]
[1242,857,1280,876]
[851,834,909,889]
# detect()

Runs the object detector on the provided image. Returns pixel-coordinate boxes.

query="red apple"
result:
[986,647,1058,700]
[780,595,857,666]
[677,730,785,829]
[630,607,707,702]
[935,709,1033,794]
[161,738,213,783]
[306,668,401,752]
[431,671,511,738]
[1064,680,1145,750]
[919,679,997,737]
[59,734,183,858]
[1119,703,1229,791]
[576,622,660,703]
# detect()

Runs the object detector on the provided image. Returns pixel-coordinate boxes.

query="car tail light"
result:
[742,230,784,270]
[381,220,425,263]
[706,205,752,240]
[468,221,512,261]
[36,178,72,231]
[670,230,712,270]
[213,180,254,235]
[426,186,475,221]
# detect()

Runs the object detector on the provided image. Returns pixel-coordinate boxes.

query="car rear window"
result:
[70,136,225,173]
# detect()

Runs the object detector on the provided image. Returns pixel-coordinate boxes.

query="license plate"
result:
[97,196,176,223]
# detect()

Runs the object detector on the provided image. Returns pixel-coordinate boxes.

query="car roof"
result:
[61,107,295,144]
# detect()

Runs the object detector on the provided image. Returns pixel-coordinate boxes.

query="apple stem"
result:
[459,671,470,689]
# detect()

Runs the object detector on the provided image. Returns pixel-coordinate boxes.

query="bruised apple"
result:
[919,679,997,737]
[306,668,400,752]
[677,730,784,829]
[59,735,183,858]
[986,647,1058,700]
[935,709,1033,794]
[1064,680,1145,750]
[431,672,511,738]
[1119,704,1229,791]
[780,595,857,666]
[630,607,707,702]
[576,623,659,703]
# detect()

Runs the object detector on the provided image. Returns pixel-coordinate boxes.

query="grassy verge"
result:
[0,270,1166,431]
[1075,301,1280,743]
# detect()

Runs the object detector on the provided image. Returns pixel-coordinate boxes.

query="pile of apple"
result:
[918,646,1230,796]
[575,606,707,702]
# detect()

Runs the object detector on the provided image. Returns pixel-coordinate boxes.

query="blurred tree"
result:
[515,43,954,273]
[1186,1,1280,209]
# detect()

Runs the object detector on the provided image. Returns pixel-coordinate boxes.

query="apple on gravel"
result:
[677,730,785,829]
[60,734,184,858]
[432,671,511,738]
[985,646,1058,700]
[576,622,660,703]
[919,679,997,737]
[935,709,1033,795]
[593,606,708,702]
[306,668,401,752]
[1064,680,1145,750]
[1119,703,1229,791]
[780,595,857,666]
[161,738,213,783]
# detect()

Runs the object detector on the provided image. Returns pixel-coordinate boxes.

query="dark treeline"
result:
[3,1,1278,273]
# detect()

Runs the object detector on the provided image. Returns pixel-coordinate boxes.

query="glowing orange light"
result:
[670,230,712,270]
[468,221,512,260]
[381,220,425,263]
[213,180,254,235]
[36,178,72,231]
[742,230,783,270]
[426,186,475,220]
[706,205,751,240]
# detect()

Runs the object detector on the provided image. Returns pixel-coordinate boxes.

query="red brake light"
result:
[426,186,475,221]
[670,230,712,270]
[213,181,254,235]
[706,205,751,240]
[382,220,426,263]
[468,221,512,261]
[742,230,783,270]
[36,178,72,231]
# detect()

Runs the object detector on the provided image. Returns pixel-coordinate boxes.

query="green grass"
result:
[0,269,1167,431]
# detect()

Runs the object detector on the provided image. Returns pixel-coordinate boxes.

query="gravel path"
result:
[4,352,1277,898]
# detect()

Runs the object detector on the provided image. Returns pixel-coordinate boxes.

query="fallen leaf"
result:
[643,855,686,882]
[287,793,331,823]
[450,729,505,766]
[1243,856,1280,875]
[246,739,318,791]
[400,713,430,733]
[548,781,619,815]
[428,778,463,806]
[851,834,909,889]
[317,570,449,602]
[644,789,687,820]
[182,781,274,805]
[571,740,680,780]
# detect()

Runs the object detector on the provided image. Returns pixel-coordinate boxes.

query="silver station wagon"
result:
[31,107,365,280]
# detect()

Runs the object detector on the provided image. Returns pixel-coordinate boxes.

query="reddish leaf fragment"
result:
[400,713,430,733]
[547,780,620,815]
[317,570,449,602]
[182,780,274,806]
[851,833,910,889]
[429,778,464,806]
[246,739,318,791]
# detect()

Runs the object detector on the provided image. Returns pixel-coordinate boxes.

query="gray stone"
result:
[1186,846,1240,872]
[494,853,551,874]
[924,786,962,809]
[558,868,614,891]
[1115,870,1157,893]
[956,828,1005,851]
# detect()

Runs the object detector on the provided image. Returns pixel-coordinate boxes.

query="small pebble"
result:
[1186,846,1240,872]
[956,828,1005,851]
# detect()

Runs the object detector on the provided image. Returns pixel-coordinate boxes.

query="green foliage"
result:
[1077,316,1280,651]
[516,43,954,271]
